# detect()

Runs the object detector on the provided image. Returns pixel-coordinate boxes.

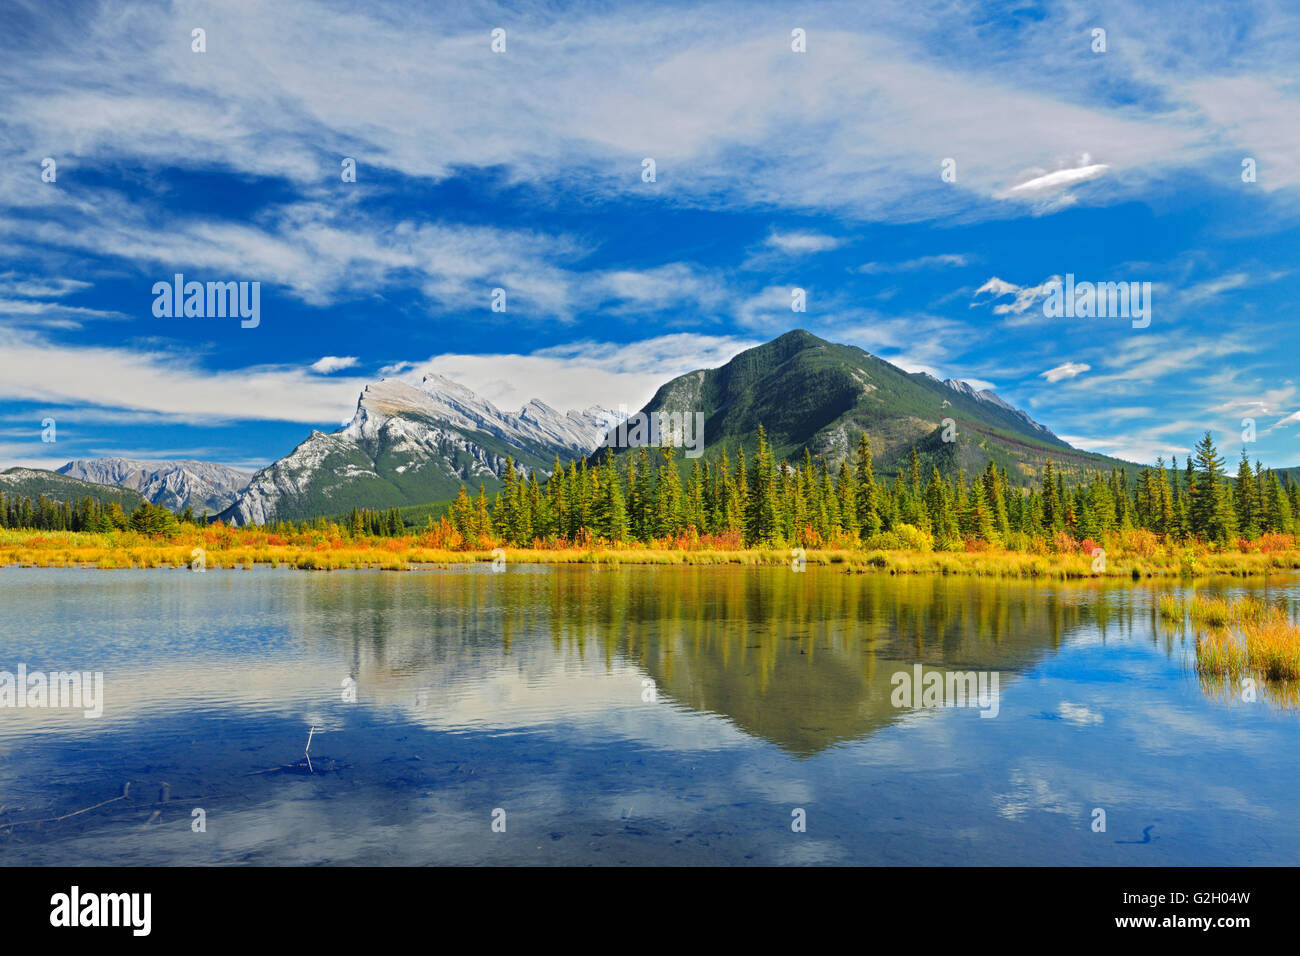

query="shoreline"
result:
[5,535,1300,578]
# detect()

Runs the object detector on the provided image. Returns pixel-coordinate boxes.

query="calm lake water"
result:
[1,565,1296,866]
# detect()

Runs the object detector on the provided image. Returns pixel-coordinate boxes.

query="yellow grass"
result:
[1195,629,1250,679]
[1186,594,1300,690]
[1157,594,1184,620]
[3,528,1300,579]
[1239,618,1300,681]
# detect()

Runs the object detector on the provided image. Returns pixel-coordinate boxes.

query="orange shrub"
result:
[1051,531,1079,554]
[1119,528,1160,558]
[698,530,744,550]
[1257,533,1296,554]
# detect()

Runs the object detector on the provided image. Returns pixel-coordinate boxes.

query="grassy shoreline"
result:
[5,528,1300,578]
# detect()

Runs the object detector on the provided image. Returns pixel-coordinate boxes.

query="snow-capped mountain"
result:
[56,458,251,514]
[350,375,620,456]
[219,375,619,525]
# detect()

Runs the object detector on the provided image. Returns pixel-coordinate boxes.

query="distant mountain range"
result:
[57,458,251,514]
[7,330,1173,524]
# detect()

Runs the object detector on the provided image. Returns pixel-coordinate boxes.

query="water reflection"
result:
[0,567,1296,865]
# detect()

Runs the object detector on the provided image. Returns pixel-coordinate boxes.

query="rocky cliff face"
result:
[56,458,251,514]
[218,376,619,525]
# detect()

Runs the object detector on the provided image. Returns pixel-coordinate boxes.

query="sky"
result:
[2,0,1299,474]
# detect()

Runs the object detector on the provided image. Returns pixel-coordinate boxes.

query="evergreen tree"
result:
[1190,433,1236,544]
[854,432,881,537]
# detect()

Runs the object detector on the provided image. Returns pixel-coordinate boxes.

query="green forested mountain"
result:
[620,329,1140,487]
[0,468,146,510]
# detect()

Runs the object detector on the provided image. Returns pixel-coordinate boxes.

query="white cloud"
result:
[764,230,843,255]
[0,328,758,428]
[856,254,970,274]
[408,334,759,412]
[0,0,1263,240]
[0,329,367,426]
[1179,272,1251,304]
[310,356,359,374]
[972,276,1061,317]
[0,275,91,298]
[1001,155,1109,197]
[1040,362,1091,383]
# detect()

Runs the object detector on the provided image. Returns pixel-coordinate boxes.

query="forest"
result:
[3,429,1295,557]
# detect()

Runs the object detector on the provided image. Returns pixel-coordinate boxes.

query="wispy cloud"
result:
[764,230,843,255]
[972,276,1060,318]
[999,154,1109,199]
[1040,362,1091,383]
[856,254,971,274]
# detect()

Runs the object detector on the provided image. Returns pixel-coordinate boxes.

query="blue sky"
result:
[2,0,1299,473]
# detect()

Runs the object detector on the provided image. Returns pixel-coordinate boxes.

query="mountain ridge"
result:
[11,331,1211,527]
[57,458,251,514]
[0,467,148,510]
[615,329,1132,485]
[217,376,619,525]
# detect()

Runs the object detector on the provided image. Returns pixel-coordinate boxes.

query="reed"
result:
[1156,594,1184,620]
[1188,595,1233,627]
[1186,593,1300,685]
[1195,630,1248,679]
[1241,618,1300,681]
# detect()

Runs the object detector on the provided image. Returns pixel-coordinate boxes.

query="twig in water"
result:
[305,725,316,774]
[0,781,133,831]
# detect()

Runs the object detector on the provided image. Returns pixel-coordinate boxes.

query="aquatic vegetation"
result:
[1156,595,1184,620]
[1240,618,1300,681]
[1186,594,1300,694]
[1188,595,1233,627]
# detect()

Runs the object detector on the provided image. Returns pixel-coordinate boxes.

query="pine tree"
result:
[1234,450,1258,539]
[1190,433,1236,544]
[854,432,881,538]
[836,461,858,539]
[745,426,782,547]
[1041,460,1059,530]
[655,446,684,540]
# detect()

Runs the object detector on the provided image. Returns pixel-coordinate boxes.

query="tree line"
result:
[3,429,1294,551]
[0,494,187,533]
[447,428,1297,549]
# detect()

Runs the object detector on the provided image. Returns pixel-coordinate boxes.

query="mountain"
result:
[219,330,1146,526]
[56,458,251,514]
[0,468,147,510]
[617,329,1139,483]
[219,376,619,525]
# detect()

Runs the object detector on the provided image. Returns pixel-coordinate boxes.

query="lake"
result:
[0,565,1296,865]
